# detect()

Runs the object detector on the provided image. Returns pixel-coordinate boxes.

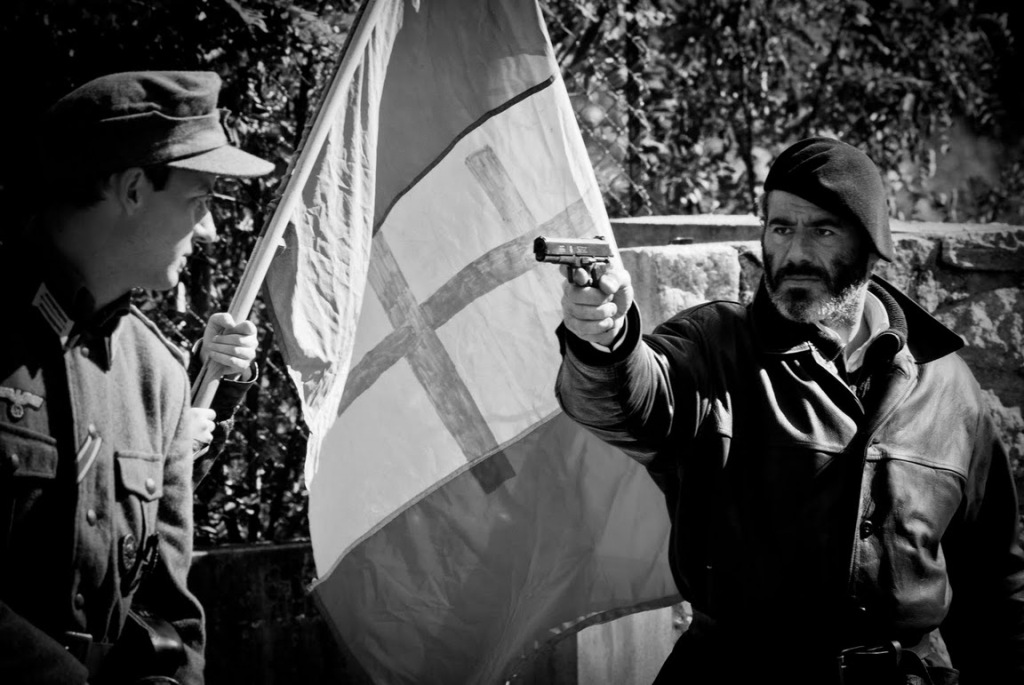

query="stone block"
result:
[611,214,761,248]
[621,244,740,332]
[982,389,1024,476]
[941,226,1024,272]
[934,287,1024,409]
[733,242,763,305]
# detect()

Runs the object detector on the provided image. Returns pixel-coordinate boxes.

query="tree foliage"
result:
[548,0,1024,223]
[1,0,1021,547]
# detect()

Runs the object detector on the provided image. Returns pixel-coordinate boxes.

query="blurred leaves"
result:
[547,0,1024,223]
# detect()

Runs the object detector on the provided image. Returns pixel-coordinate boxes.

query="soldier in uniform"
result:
[0,71,274,684]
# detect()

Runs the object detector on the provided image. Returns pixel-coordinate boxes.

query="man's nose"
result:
[194,211,218,243]
[781,230,812,263]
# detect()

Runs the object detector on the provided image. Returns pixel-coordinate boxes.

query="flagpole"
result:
[191,0,388,483]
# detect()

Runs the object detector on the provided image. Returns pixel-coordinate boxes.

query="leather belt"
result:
[835,636,946,685]
[836,640,902,685]
[63,630,114,679]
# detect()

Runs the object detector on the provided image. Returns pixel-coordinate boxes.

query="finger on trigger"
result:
[572,267,592,287]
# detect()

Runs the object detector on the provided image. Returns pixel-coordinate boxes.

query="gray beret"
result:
[764,137,893,262]
[44,71,274,178]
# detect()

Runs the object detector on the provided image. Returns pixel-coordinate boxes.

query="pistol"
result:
[533,236,613,285]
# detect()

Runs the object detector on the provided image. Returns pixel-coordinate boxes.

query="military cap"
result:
[43,71,274,178]
[764,137,894,262]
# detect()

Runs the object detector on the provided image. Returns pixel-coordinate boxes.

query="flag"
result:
[264,0,678,682]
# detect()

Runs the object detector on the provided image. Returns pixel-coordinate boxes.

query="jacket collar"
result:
[3,237,131,367]
[868,275,964,363]
[751,275,963,365]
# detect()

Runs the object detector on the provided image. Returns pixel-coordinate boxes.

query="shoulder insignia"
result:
[32,283,74,344]
[128,305,188,366]
[0,386,44,421]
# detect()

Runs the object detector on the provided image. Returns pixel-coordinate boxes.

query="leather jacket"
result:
[555,277,1024,682]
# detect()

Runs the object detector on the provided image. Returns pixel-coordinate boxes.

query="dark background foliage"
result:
[2,0,1021,548]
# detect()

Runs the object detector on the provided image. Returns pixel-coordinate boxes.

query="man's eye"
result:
[814,227,836,237]
[770,226,792,235]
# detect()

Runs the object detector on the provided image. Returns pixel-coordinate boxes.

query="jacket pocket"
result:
[114,451,163,596]
[115,451,164,535]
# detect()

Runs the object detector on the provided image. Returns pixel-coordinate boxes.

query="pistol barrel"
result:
[533,236,612,263]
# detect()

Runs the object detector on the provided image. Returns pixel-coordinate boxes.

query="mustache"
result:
[770,262,833,288]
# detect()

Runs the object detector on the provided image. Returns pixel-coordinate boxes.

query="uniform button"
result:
[8,453,19,471]
[79,346,90,358]
[144,478,157,495]
[859,520,875,538]
[86,509,97,526]
[87,423,98,436]
[74,593,85,610]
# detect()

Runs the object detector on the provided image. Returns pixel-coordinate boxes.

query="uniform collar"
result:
[5,237,131,369]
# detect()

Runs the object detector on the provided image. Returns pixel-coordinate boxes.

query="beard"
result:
[762,243,872,326]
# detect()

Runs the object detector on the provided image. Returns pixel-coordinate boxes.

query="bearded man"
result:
[554,137,1024,684]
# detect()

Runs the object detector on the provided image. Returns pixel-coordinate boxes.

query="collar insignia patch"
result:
[32,283,74,344]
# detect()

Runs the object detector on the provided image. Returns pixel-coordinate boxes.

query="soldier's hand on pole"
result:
[184,407,216,451]
[200,312,258,381]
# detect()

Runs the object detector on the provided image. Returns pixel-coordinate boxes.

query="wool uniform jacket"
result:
[0,239,246,685]
[555,277,1024,683]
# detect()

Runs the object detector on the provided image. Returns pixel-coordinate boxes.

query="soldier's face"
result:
[129,169,219,291]
[761,190,874,326]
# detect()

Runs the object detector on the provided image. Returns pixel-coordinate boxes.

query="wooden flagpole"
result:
[191,0,388,485]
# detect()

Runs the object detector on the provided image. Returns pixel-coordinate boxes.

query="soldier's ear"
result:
[108,168,147,214]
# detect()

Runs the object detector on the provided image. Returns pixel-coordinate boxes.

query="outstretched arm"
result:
[554,260,706,465]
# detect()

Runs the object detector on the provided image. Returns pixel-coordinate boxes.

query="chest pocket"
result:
[115,452,163,541]
[114,451,164,596]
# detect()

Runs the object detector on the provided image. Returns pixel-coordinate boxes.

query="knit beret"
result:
[763,137,893,261]
[43,71,274,178]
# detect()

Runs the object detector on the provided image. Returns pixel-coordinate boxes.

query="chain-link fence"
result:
[545,2,657,218]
